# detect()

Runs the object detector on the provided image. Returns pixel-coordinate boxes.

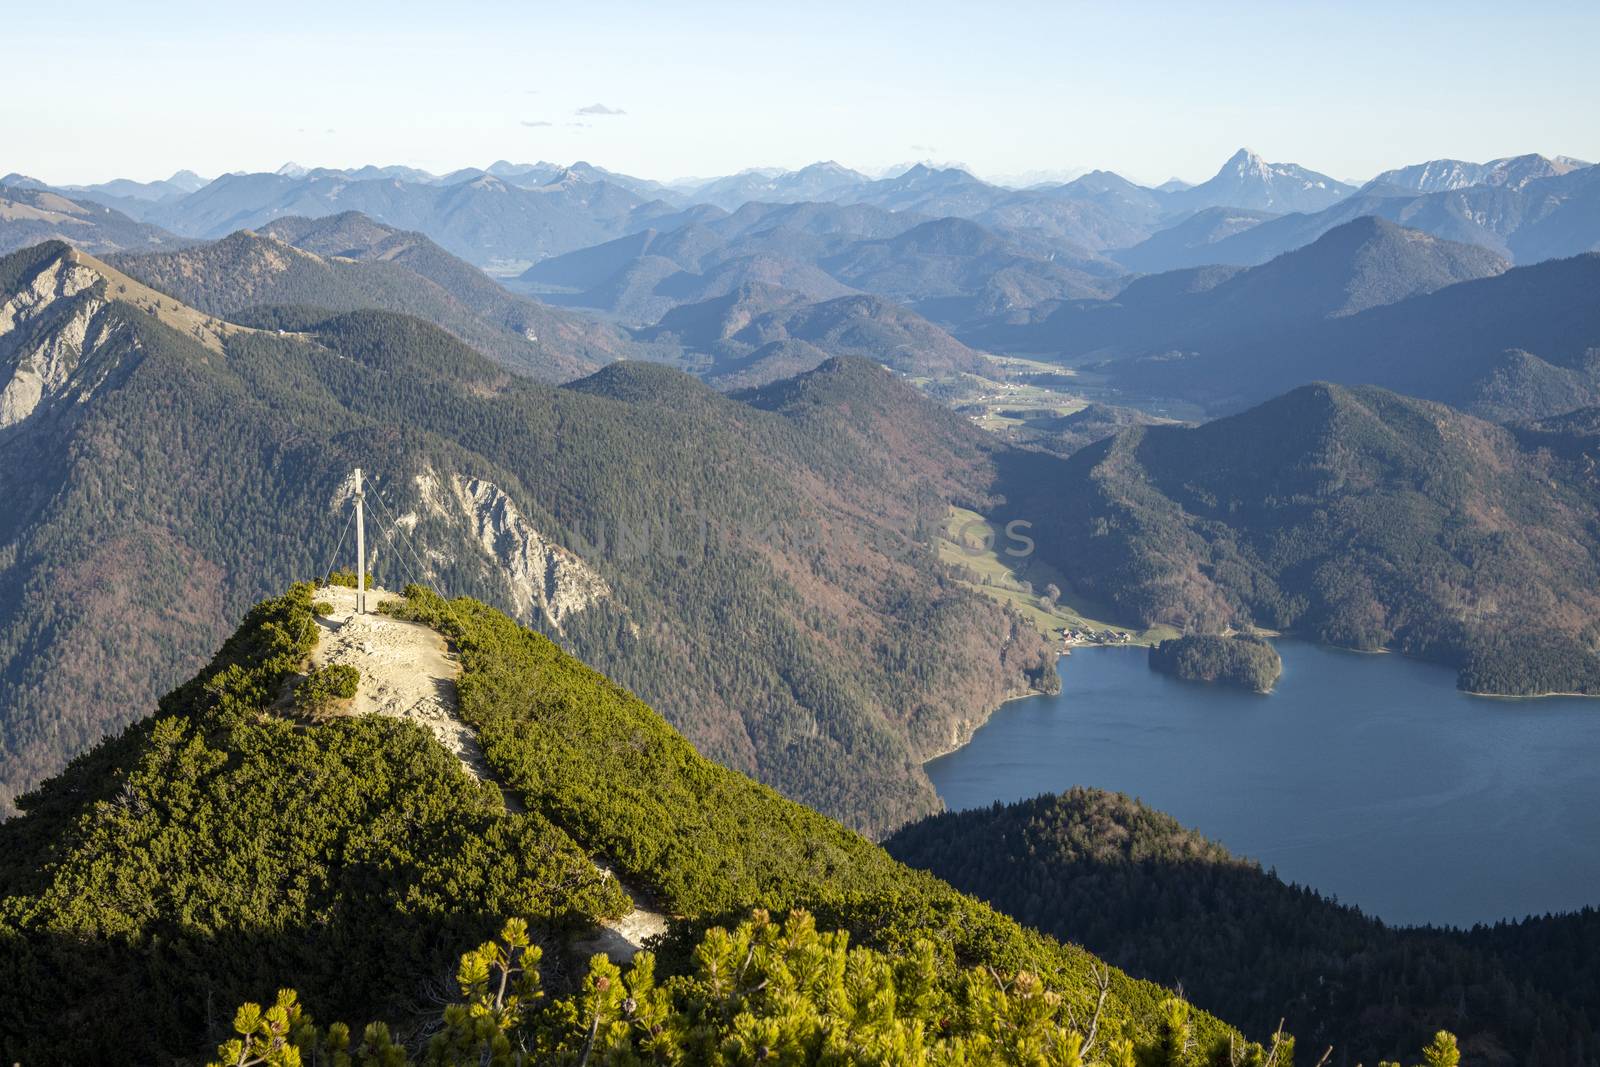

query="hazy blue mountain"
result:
[1163,148,1355,213]
[1039,169,1168,227]
[775,151,1357,259]
[1104,248,1600,421]
[689,161,871,210]
[521,228,686,291]
[1111,205,1280,272]
[137,169,681,271]
[713,199,924,248]
[1367,153,1588,193]
[972,196,1148,257]
[826,165,1147,256]
[531,160,683,201]
[817,215,1118,320]
[0,186,184,256]
[1198,163,1600,266]
[50,169,209,210]
[515,214,869,323]
[635,282,990,384]
[519,201,1115,331]
[991,216,1506,361]
[834,163,1014,216]
[1184,215,1509,318]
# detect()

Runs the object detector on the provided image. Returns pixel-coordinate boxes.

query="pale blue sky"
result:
[5,0,1597,187]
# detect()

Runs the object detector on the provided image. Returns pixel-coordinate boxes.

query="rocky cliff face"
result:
[448,474,614,632]
[381,469,615,633]
[0,251,114,429]
[0,245,248,433]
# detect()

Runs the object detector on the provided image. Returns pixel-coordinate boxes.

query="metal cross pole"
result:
[354,467,366,614]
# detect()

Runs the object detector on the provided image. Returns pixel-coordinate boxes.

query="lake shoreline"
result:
[927,636,1597,778]
[924,638,1600,928]
[920,672,1061,766]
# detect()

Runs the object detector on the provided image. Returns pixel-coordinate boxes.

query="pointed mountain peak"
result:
[544,165,593,186]
[1222,148,1269,174]
[798,159,858,177]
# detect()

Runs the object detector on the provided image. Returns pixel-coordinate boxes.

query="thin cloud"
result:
[521,120,553,127]
[911,143,937,153]
[575,103,626,116]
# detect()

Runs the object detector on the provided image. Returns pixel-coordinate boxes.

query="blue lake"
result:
[926,640,1600,928]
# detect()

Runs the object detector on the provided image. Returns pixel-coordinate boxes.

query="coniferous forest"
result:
[7,10,1600,1063]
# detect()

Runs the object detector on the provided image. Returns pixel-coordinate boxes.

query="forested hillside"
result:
[636,283,993,386]
[0,584,1242,1064]
[1008,383,1600,694]
[0,240,1051,831]
[111,223,636,380]
[1147,634,1281,692]
[886,790,1600,1066]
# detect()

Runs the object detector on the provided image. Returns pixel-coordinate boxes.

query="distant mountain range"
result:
[517,201,1121,359]
[13,148,1595,291]
[0,186,183,256]
[1170,159,1600,268]
[687,160,870,210]
[8,149,1597,420]
[977,215,1508,363]
[1368,152,1589,193]
[1082,223,1600,421]
[120,170,688,273]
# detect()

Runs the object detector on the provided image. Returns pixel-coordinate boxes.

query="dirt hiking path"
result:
[309,584,667,961]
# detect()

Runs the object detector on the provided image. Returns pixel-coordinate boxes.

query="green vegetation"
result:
[1148,635,1281,692]
[385,585,1234,1046]
[1,584,1249,1061]
[0,584,627,1064]
[926,363,1090,434]
[938,507,1175,644]
[294,662,360,714]
[886,789,1600,1066]
[211,910,1336,1067]
[325,569,375,589]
